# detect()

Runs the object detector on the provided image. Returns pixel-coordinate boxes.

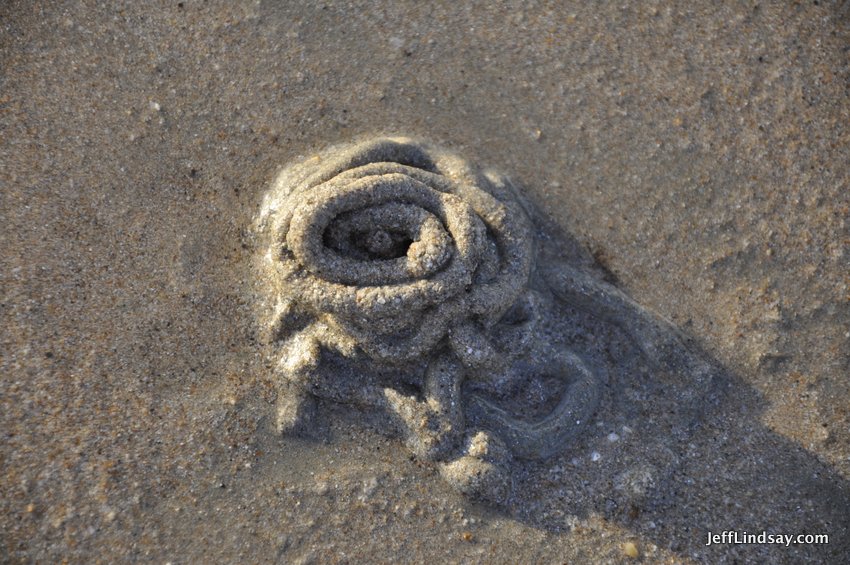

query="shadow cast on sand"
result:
[252,138,848,563]
[506,347,850,563]
[482,217,850,563]
[303,213,850,564]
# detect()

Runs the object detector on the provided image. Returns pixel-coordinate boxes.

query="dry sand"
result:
[2,1,849,563]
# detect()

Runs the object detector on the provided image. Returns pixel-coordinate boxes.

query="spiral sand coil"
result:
[255,137,709,501]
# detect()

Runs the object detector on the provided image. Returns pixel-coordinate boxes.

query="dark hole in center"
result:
[354,228,413,260]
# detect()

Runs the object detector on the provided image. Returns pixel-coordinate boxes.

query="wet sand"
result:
[2,2,848,563]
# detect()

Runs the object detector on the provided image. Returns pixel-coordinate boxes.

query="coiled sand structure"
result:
[255,137,611,500]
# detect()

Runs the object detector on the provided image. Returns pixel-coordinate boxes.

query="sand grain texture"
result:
[2,1,849,563]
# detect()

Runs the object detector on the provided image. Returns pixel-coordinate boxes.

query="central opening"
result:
[354,228,413,260]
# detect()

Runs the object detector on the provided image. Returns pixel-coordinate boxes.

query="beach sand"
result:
[2,1,848,563]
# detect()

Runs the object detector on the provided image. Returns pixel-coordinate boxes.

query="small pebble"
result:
[623,541,639,558]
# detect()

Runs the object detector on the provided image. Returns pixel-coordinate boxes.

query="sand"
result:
[2,1,848,563]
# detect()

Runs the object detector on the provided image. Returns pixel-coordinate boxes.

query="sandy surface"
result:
[2,1,848,563]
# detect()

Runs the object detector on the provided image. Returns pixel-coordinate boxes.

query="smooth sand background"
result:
[2,1,848,563]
